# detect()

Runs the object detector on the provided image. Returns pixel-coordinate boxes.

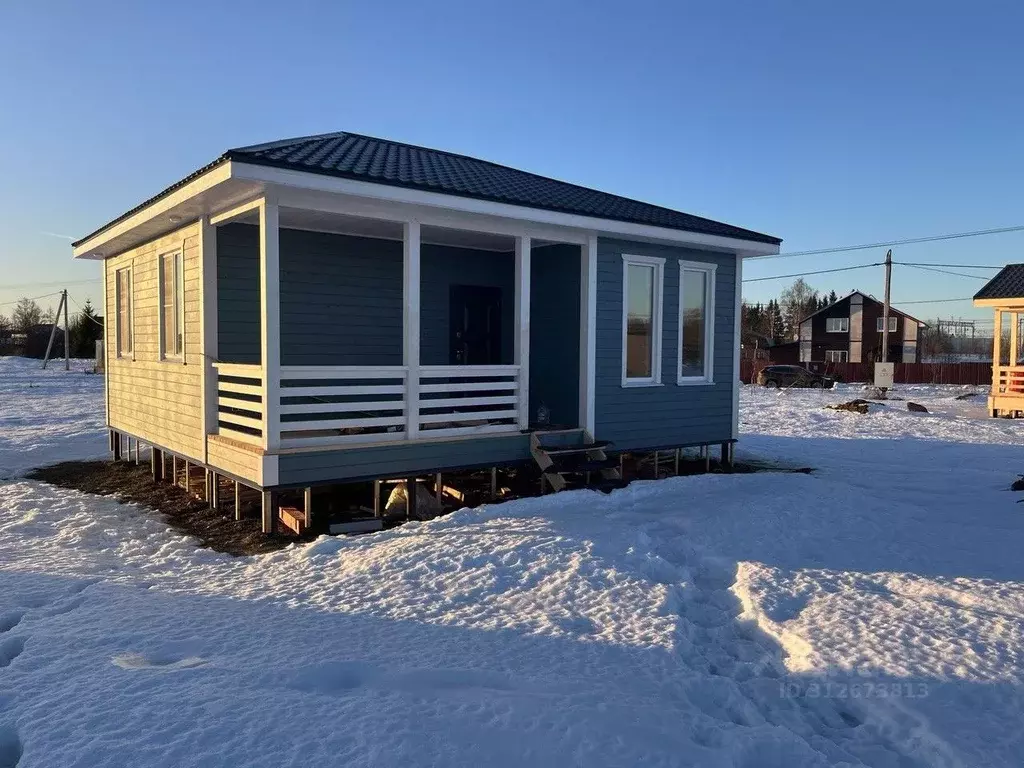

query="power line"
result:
[896,262,1001,269]
[1,278,101,290]
[65,293,105,327]
[759,223,1024,260]
[900,264,991,280]
[742,262,882,283]
[0,291,61,309]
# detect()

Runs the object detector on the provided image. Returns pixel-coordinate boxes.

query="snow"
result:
[2,359,1024,766]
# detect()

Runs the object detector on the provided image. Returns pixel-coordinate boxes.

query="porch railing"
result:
[417,365,521,439]
[267,364,523,449]
[213,362,264,446]
[996,365,1024,395]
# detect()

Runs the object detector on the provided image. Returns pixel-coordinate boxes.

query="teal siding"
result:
[594,238,737,449]
[216,225,516,367]
[420,244,515,365]
[276,434,531,485]
[217,224,261,364]
[529,244,580,427]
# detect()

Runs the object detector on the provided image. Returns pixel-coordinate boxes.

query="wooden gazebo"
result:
[974,264,1024,417]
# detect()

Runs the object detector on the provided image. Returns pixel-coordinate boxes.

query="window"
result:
[115,266,133,358]
[621,254,665,385]
[825,317,849,333]
[159,250,184,359]
[678,261,717,384]
[826,350,849,363]
[876,316,898,332]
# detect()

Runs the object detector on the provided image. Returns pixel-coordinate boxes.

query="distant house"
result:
[974,264,1024,417]
[795,292,926,364]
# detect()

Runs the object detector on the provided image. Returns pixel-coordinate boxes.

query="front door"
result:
[450,285,502,365]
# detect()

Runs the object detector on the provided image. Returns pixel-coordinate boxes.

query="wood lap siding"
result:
[104,222,205,461]
[594,238,736,449]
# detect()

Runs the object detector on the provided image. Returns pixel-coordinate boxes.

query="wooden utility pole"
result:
[63,288,70,370]
[42,289,68,370]
[881,249,892,363]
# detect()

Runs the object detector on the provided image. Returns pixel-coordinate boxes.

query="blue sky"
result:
[2,0,1022,323]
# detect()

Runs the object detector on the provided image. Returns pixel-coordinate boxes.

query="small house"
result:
[974,264,1024,416]
[72,131,781,529]
[795,291,926,364]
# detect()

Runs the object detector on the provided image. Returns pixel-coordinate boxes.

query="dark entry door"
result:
[450,285,502,365]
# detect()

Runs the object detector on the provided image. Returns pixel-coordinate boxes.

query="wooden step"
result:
[278,505,307,536]
[547,455,620,474]
[541,441,612,456]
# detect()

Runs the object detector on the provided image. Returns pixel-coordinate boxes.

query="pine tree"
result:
[69,299,103,358]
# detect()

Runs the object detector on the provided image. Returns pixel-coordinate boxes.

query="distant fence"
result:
[740,361,992,386]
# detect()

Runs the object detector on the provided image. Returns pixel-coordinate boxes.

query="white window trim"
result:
[876,316,898,332]
[826,317,849,333]
[620,253,665,387]
[115,265,134,360]
[677,260,717,386]
[158,248,185,362]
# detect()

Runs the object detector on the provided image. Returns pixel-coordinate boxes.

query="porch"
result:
[204,195,589,480]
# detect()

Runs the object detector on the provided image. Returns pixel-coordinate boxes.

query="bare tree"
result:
[11,298,43,333]
[779,278,818,340]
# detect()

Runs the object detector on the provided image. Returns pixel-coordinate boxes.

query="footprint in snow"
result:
[112,652,208,671]
[0,614,23,636]
[0,724,21,768]
[0,640,24,670]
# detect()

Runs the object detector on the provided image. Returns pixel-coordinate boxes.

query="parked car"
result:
[756,365,835,388]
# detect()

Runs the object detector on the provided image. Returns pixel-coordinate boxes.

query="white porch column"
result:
[199,216,218,462]
[259,198,281,451]
[1011,312,1019,367]
[515,235,532,429]
[994,309,1003,368]
[404,221,421,440]
[578,234,597,434]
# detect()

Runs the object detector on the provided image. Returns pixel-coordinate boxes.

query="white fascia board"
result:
[231,162,781,256]
[72,162,234,259]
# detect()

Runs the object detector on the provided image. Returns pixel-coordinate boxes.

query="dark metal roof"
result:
[974,264,1024,300]
[798,291,926,326]
[75,131,781,249]
[223,132,781,244]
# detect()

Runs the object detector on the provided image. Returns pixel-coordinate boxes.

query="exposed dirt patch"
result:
[26,461,289,556]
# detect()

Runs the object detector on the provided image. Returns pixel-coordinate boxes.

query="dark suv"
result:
[756,365,835,389]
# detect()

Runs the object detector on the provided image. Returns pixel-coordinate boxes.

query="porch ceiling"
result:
[276,207,539,252]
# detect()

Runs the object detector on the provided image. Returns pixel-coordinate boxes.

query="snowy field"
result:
[1,355,1024,767]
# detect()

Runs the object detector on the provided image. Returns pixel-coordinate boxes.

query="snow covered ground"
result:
[1,358,1023,767]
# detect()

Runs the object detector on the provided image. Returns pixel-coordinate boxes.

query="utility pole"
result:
[63,288,70,370]
[42,289,67,370]
[881,249,892,363]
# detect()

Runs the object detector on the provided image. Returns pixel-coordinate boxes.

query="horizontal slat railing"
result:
[417,365,521,439]
[213,362,263,446]
[997,366,1024,394]
[278,366,408,448]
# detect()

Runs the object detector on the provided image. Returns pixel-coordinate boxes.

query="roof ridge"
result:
[228,129,778,242]
[226,131,351,155]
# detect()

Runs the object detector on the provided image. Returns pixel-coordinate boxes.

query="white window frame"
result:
[677,260,717,385]
[825,317,849,333]
[114,265,134,359]
[158,248,185,361]
[620,253,665,387]
[876,316,898,333]
[826,349,849,363]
